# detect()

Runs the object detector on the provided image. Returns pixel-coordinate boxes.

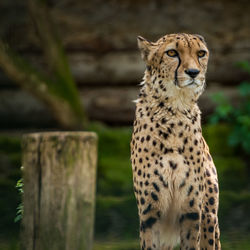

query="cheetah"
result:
[130,33,221,250]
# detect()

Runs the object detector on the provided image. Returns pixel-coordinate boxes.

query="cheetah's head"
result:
[138,33,209,100]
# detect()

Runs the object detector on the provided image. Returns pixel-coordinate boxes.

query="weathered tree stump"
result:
[21,132,98,250]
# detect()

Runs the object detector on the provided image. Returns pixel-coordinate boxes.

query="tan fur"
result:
[131,33,221,250]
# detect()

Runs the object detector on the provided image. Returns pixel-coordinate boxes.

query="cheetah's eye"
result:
[166,49,178,57]
[197,50,206,58]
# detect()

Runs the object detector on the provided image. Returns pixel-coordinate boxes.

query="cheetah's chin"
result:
[177,80,205,95]
[178,80,204,89]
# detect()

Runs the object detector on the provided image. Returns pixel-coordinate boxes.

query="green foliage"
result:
[0,136,22,239]
[209,63,250,154]
[14,178,23,223]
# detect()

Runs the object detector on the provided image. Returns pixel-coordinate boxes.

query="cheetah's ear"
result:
[137,36,152,62]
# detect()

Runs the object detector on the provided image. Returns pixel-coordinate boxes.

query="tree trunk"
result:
[21,132,98,250]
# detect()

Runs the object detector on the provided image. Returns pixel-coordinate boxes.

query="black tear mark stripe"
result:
[174,56,181,86]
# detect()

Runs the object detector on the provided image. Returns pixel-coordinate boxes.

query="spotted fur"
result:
[131,33,221,250]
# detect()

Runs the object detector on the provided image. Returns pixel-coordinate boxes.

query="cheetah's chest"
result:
[131,116,206,213]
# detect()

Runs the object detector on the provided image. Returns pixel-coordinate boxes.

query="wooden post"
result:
[21,132,98,250]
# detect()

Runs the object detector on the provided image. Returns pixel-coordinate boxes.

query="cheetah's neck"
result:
[137,86,201,122]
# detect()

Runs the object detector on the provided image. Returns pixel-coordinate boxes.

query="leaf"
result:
[14,214,22,223]
[15,178,24,222]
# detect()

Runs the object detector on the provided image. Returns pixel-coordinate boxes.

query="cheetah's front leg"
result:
[179,210,201,250]
[139,217,174,250]
[200,212,221,250]
[214,223,221,250]
[200,167,221,250]
[139,217,160,250]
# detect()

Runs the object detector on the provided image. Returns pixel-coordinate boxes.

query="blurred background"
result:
[0,0,250,249]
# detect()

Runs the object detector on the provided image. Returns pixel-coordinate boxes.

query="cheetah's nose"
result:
[185,69,200,78]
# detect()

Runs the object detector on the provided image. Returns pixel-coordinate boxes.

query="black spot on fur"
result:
[179,132,183,137]
[209,197,215,205]
[141,217,157,232]
[207,154,212,161]
[161,118,167,124]
[208,239,214,246]
[153,182,160,192]
[179,215,184,223]
[151,192,158,201]
[178,146,185,154]
[158,102,164,108]
[188,185,193,196]
[186,212,199,221]
[184,137,188,144]
[179,180,186,188]
[159,175,168,188]
[143,204,152,215]
[206,169,211,177]
[169,160,177,169]
[147,65,151,71]
[178,121,183,126]
[208,226,214,233]
[163,133,168,139]
[189,199,194,207]
[140,197,145,205]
